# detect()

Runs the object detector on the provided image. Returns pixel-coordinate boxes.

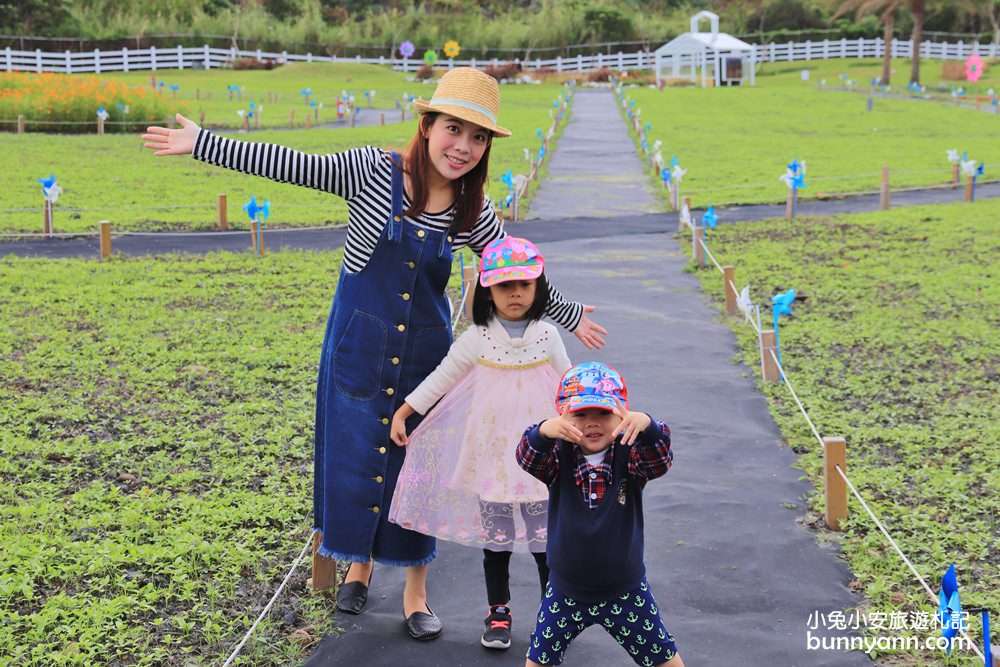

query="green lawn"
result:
[621,58,998,209]
[688,198,998,665]
[0,63,567,234]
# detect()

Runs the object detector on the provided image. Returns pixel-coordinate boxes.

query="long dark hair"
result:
[401,112,493,235]
[472,273,550,326]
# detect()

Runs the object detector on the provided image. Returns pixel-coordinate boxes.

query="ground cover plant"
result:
[622,58,1000,209]
[689,198,999,664]
[0,247,475,665]
[0,63,566,234]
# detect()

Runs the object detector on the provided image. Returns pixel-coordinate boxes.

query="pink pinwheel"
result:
[965,54,984,83]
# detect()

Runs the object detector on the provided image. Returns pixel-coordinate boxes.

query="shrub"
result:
[483,62,522,81]
[586,67,612,83]
[415,65,435,80]
[231,57,279,70]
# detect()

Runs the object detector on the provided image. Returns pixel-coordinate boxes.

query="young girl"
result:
[389,236,571,650]
[142,67,607,642]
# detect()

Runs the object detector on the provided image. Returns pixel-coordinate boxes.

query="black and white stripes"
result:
[192,130,582,331]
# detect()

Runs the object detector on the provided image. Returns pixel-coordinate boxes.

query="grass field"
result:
[0,63,567,234]
[688,198,999,664]
[622,57,999,209]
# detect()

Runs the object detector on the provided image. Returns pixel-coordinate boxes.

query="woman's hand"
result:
[539,409,583,444]
[390,403,416,446]
[573,305,608,350]
[141,113,200,156]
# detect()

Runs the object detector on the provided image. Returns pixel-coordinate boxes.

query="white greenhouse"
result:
[654,11,756,87]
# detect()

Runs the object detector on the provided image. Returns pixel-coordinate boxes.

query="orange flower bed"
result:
[0,72,186,133]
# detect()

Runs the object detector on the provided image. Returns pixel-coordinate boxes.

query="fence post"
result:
[879,166,890,210]
[94,49,101,74]
[97,115,104,135]
[723,266,736,315]
[17,114,24,134]
[311,533,338,592]
[462,264,475,320]
[760,330,780,382]
[204,44,211,70]
[693,226,704,267]
[823,437,847,531]
[380,112,385,126]
[678,196,691,232]
[150,45,157,72]
[43,200,52,237]
[401,107,406,123]
[36,48,42,73]
[289,108,295,127]
[785,188,794,219]
[122,47,129,73]
[217,194,228,230]
[64,50,72,74]
[965,176,974,202]
[199,110,205,126]
[305,114,311,129]
[5,46,10,73]
[99,221,111,261]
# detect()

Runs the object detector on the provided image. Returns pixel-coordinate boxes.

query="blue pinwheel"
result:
[780,159,807,217]
[938,564,965,654]
[536,128,543,140]
[301,88,312,104]
[169,83,179,96]
[243,196,270,256]
[501,169,514,191]
[661,168,671,189]
[37,173,63,203]
[645,122,651,133]
[771,289,796,368]
[96,106,108,121]
[702,206,718,235]
[538,146,546,161]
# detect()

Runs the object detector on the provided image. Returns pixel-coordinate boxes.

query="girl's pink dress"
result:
[389,319,571,553]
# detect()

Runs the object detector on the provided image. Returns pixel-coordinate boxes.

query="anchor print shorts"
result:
[526,578,679,666]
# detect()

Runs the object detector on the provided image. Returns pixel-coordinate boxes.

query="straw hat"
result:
[413,67,511,138]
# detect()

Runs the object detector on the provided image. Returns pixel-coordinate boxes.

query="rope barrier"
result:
[697,237,724,273]
[767,348,827,448]
[221,528,317,667]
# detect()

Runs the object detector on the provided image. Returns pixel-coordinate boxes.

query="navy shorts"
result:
[526,578,679,666]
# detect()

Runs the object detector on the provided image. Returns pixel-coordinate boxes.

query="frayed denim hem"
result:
[374,549,437,568]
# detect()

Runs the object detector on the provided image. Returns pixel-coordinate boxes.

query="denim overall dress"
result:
[314,154,453,566]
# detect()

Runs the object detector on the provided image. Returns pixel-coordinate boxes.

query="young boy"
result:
[515,362,685,667]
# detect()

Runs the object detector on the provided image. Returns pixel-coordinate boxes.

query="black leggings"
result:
[483,548,549,606]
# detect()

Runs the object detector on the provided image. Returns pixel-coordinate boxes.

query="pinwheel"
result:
[645,122,651,133]
[301,88,312,104]
[226,84,238,100]
[536,127,543,140]
[244,196,270,257]
[661,168,671,190]
[965,54,984,83]
[652,140,662,154]
[424,50,438,66]
[963,161,986,201]
[399,41,415,59]
[169,83,180,97]
[538,145,546,162]
[96,107,109,121]
[117,103,130,114]
[771,289,796,367]
[443,40,460,59]
[701,206,718,235]
[501,169,514,191]
[946,149,960,164]
[938,564,965,653]
[523,148,530,161]
[37,173,63,203]
[735,285,753,324]
[780,159,807,218]
[670,161,686,186]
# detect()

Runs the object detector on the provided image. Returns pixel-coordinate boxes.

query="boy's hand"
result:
[611,401,651,445]
[142,114,200,156]
[390,403,416,446]
[539,408,583,444]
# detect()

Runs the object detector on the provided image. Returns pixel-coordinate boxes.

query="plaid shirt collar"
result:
[572,444,615,508]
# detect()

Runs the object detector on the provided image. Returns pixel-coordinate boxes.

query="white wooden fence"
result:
[2,38,998,75]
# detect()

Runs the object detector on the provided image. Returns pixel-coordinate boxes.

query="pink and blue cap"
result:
[555,362,629,413]
[479,236,544,287]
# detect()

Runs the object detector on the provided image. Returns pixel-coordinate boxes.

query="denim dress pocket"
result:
[333,310,387,401]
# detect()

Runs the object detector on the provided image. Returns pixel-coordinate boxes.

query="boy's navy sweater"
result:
[543,434,647,603]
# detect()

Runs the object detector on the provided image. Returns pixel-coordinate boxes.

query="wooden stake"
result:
[679,196,691,232]
[43,200,52,237]
[693,226,704,267]
[242,116,249,133]
[99,220,111,261]
[879,166,890,210]
[97,116,104,135]
[305,114,311,130]
[380,112,385,126]
[723,266,736,315]
[217,194,228,230]
[289,108,295,127]
[17,114,25,134]
[311,533,338,592]
[462,265,475,320]
[952,162,960,185]
[823,437,847,531]
[167,115,175,129]
[965,176,974,202]
[196,88,200,100]
[351,112,356,128]
[760,330,779,382]
[199,110,205,127]
[785,188,794,219]
[401,108,406,123]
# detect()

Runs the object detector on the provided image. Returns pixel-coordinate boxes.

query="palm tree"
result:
[834,0,906,85]
[910,0,925,83]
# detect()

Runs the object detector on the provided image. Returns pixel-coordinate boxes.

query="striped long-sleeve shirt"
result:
[192,131,584,331]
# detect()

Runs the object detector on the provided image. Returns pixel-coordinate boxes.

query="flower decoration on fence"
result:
[443,41,461,59]
[424,50,438,66]
[244,196,270,257]
[37,173,63,203]
[771,289,796,367]
[965,54,985,83]
[400,41,415,58]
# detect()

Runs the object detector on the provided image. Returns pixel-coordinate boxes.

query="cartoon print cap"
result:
[555,362,629,413]
[479,236,544,287]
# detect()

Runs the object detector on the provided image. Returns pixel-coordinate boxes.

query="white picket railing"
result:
[2,38,998,75]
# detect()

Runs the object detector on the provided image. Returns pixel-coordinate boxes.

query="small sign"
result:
[801,69,810,81]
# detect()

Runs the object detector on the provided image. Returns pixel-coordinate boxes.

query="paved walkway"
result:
[304,88,873,665]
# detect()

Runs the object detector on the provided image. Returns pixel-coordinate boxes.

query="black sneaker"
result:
[481,604,512,649]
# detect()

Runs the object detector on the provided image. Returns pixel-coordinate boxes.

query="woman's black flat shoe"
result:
[405,606,443,641]
[336,570,372,615]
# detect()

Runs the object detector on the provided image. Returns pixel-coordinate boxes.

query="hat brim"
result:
[479,264,543,287]
[556,395,619,413]
[413,99,511,138]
